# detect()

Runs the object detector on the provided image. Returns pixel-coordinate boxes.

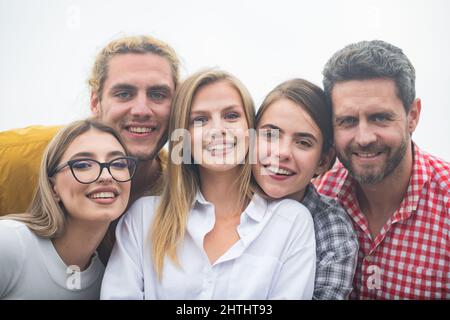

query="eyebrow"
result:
[69,151,126,160]
[109,83,172,93]
[109,84,136,92]
[293,132,318,142]
[148,85,172,92]
[190,105,242,116]
[259,124,318,142]
[259,124,284,134]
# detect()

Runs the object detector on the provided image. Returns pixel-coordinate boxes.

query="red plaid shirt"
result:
[314,144,449,299]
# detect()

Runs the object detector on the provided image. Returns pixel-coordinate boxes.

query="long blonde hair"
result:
[1,119,128,240]
[151,69,256,278]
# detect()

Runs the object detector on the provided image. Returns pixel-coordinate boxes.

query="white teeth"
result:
[128,127,154,133]
[206,143,234,152]
[356,153,378,158]
[89,192,115,199]
[266,166,294,176]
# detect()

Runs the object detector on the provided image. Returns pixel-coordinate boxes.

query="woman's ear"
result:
[315,148,336,176]
[50,178,61,202]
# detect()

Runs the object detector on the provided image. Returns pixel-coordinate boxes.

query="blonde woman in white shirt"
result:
[101,69,316,300]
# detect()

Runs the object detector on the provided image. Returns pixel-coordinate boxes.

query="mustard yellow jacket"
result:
[0,125,62,215]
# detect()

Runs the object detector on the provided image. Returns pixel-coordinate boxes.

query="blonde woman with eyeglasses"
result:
[101,69,316,300]
[0,119,137,299]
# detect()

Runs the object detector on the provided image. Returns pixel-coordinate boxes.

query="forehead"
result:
[191,81,243,112]
[62,129,124,159]
[104,53,174,89]
[331,78,404,114]
[259,98,321,134]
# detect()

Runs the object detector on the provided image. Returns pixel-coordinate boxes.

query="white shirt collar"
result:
[193,190,267,223]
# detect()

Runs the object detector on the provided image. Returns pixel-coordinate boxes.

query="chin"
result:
[263,186,289,200]
[131,149,158,161]
[94,210,123,222]
[201,161,241,172]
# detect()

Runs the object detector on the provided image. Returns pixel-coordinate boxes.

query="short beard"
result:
[133,150,159,162]
[339,137,409,185]
[132,131,168,162]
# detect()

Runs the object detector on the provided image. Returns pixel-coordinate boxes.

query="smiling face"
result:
[52,129,131,223]
[188,80,249,173]
[332,78,419,185]
[90,53,175,161]
[253,98,327,201]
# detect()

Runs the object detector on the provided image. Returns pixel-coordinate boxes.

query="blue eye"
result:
[149,90,167,101]
[337,117,358,127]
[115,91,132,99]
[110,159,128,169]
[225,112,240,120]
[191,117,208,126]
[372,114,389,122]
[72,161,93,170]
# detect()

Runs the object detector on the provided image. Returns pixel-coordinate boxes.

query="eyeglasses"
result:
[49,156,138,184]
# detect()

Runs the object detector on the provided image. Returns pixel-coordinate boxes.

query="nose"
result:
[354,121,377,147]
[209,116,227,139]
[276,137,292,161]
[130,92,154,118]
[97,165,113,183]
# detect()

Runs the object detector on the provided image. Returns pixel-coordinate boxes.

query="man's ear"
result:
[407,98,421,134]
[315,148,336,176]
[90,92,101,116]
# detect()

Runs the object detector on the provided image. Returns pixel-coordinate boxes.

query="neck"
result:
[199,166,244,219]
[130,158,160,203]
[356,143,414,223]
[52,218,109,271]
[288,186,308,202]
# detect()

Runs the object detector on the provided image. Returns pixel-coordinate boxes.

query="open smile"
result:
[124,125,158,137]
[86,189,120,205]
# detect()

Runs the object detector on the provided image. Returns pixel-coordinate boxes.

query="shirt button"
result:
[365,255,372,263]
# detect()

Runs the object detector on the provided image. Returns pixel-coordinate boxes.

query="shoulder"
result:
[423,151,450,192]
[0,220,28,277]
[126,196,161,216]
[265,198,316,258]
[312,161,348,197]
[0,219,32,244]
[306,185,354,233]
[117,196,161,233]
[268,198,314,230]
[417,148,450,210]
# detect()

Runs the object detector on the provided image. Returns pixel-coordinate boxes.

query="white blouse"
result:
[0,220,104,299]
[101,192,316,300]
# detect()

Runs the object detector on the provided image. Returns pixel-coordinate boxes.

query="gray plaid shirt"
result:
[302,184,358,300]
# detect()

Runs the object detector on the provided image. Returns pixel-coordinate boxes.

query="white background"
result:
[1,0,449,160]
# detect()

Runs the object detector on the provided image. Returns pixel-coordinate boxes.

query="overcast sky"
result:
[1,0,449,160]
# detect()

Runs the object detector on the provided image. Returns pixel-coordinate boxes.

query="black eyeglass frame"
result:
[48,156,138,184]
